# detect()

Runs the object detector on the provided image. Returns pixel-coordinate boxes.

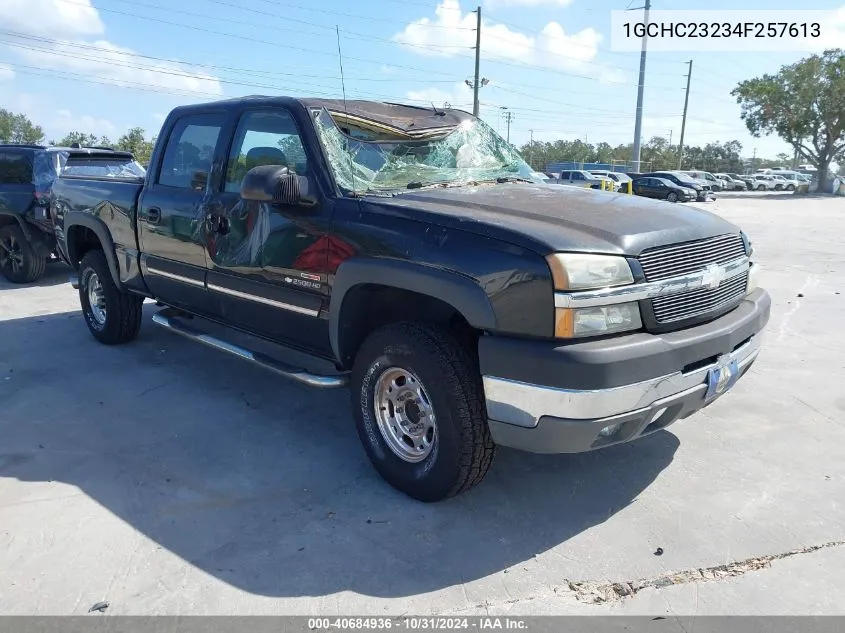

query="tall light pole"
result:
[630,0,651,172]
[677,60,692,169]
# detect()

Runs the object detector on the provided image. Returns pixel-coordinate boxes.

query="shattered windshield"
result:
[312,108,540,193]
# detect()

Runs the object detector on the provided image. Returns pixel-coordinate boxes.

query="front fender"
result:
[329,258,498,363]
[64,211,122,289]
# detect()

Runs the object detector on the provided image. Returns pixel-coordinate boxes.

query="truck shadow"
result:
[0,307,679,599]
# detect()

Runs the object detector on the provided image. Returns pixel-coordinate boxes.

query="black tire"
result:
[351,322,495,502]
[786,184,795,191]
[757,184,765,191]
[79,250,143,345]
[666,191,679,203]
[0,224,47,283]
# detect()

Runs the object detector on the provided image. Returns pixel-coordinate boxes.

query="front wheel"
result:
[666,191,679,203]
[351,322,495,502]
[79,250,144,345]
[786,184,795,191]
[757,184,766,191]
[0,224,47,283]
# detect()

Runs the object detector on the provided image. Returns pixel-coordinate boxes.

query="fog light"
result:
[598,422,622,437]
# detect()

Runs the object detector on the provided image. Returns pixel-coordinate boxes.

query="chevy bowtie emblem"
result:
[701,263,725,290]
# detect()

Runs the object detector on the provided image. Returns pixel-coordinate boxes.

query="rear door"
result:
[201,105,334,356]
[137,110,228,314]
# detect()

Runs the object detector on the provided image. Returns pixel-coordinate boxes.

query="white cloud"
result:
[0,63,15,81]
[53,109,117,136]
[1,0,222,96]
[406,83,474,109]
[393,0,601,72]
[0,0,103,38]
[15,40,223,96]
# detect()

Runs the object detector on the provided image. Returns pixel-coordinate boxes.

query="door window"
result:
[225,109,308,193]
[157,113,225,191]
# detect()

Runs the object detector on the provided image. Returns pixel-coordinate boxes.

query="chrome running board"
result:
[152,308,348,389]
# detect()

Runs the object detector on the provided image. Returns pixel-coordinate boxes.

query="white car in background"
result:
[589,169,632,191]
[750,174,778,190]
[714,173,746,190]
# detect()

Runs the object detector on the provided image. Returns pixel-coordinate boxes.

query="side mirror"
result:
[240,165,309,205]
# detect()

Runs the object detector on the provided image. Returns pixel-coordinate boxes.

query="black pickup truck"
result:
[52,96,770,501]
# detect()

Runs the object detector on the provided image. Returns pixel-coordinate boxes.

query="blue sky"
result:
[0,0,843,160]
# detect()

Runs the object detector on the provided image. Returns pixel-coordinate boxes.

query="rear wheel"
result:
[79,250,143,345]
[0,224,47,283]
[757,184,766,191]
[351,322,495,502]
[786,184,795,191]
[666,191,679,203]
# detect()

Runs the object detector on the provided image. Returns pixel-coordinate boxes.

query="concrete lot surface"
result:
[1,193,843,616]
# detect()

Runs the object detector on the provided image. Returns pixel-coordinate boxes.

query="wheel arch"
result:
[64,212,122,289]
[329,258,498,369]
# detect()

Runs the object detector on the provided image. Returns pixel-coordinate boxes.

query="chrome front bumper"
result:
[483,333,762,454]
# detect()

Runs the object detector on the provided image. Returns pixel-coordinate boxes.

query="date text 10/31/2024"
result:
[308,617,529,630]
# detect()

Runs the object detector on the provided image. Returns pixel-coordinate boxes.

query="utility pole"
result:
[631,0,651,172]
[473,6,481,117]
[502,110,514,143]
[677,59,692,169]
[528,128,534,168]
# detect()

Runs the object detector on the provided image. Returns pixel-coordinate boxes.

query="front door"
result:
[203,106,335,357]
[137,111,228,315]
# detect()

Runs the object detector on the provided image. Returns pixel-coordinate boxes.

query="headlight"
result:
[746,263,760,294]
[546,253,634,290]
[555,303,643,338]
[740,231,753,257]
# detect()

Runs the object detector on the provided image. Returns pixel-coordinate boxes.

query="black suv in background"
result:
[0,144,141,283]
[641,171,707,201]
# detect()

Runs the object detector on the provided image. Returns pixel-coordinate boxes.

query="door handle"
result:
[146,207,161,225]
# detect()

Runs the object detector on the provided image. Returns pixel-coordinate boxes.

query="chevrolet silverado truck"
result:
[51,97,770,502]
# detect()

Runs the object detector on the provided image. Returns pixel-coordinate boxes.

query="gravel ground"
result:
[0,192,843,616]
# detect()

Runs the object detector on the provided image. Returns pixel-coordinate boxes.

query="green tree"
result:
[56,131,112,147]
[732,49,845,192]
[0,108,45,144]
[116,127,155,165]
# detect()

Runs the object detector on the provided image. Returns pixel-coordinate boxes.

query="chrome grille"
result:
[652,271,748,323]
[639,233,746,281]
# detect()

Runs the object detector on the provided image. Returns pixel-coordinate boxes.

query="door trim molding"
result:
[146,267,206,288]
[207,283,320,317]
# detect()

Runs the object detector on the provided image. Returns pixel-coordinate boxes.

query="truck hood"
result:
[368,183,740,256]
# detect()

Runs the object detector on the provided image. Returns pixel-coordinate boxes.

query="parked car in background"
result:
[682,170,723,192]
[749,174,778,191]
[589,169,631,190]
[556,169,614,190]
[729,173,755,190]
[714,173,746,191]
[631,176,696,202]
[641,171,707,201]
[769,174,791,191]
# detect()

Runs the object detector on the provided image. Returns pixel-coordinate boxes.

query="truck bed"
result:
[51,175,144,266]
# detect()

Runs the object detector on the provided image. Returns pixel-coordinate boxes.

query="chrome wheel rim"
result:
[87,272,107,325]
[373,367,437,463]
[0,235,23,274]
